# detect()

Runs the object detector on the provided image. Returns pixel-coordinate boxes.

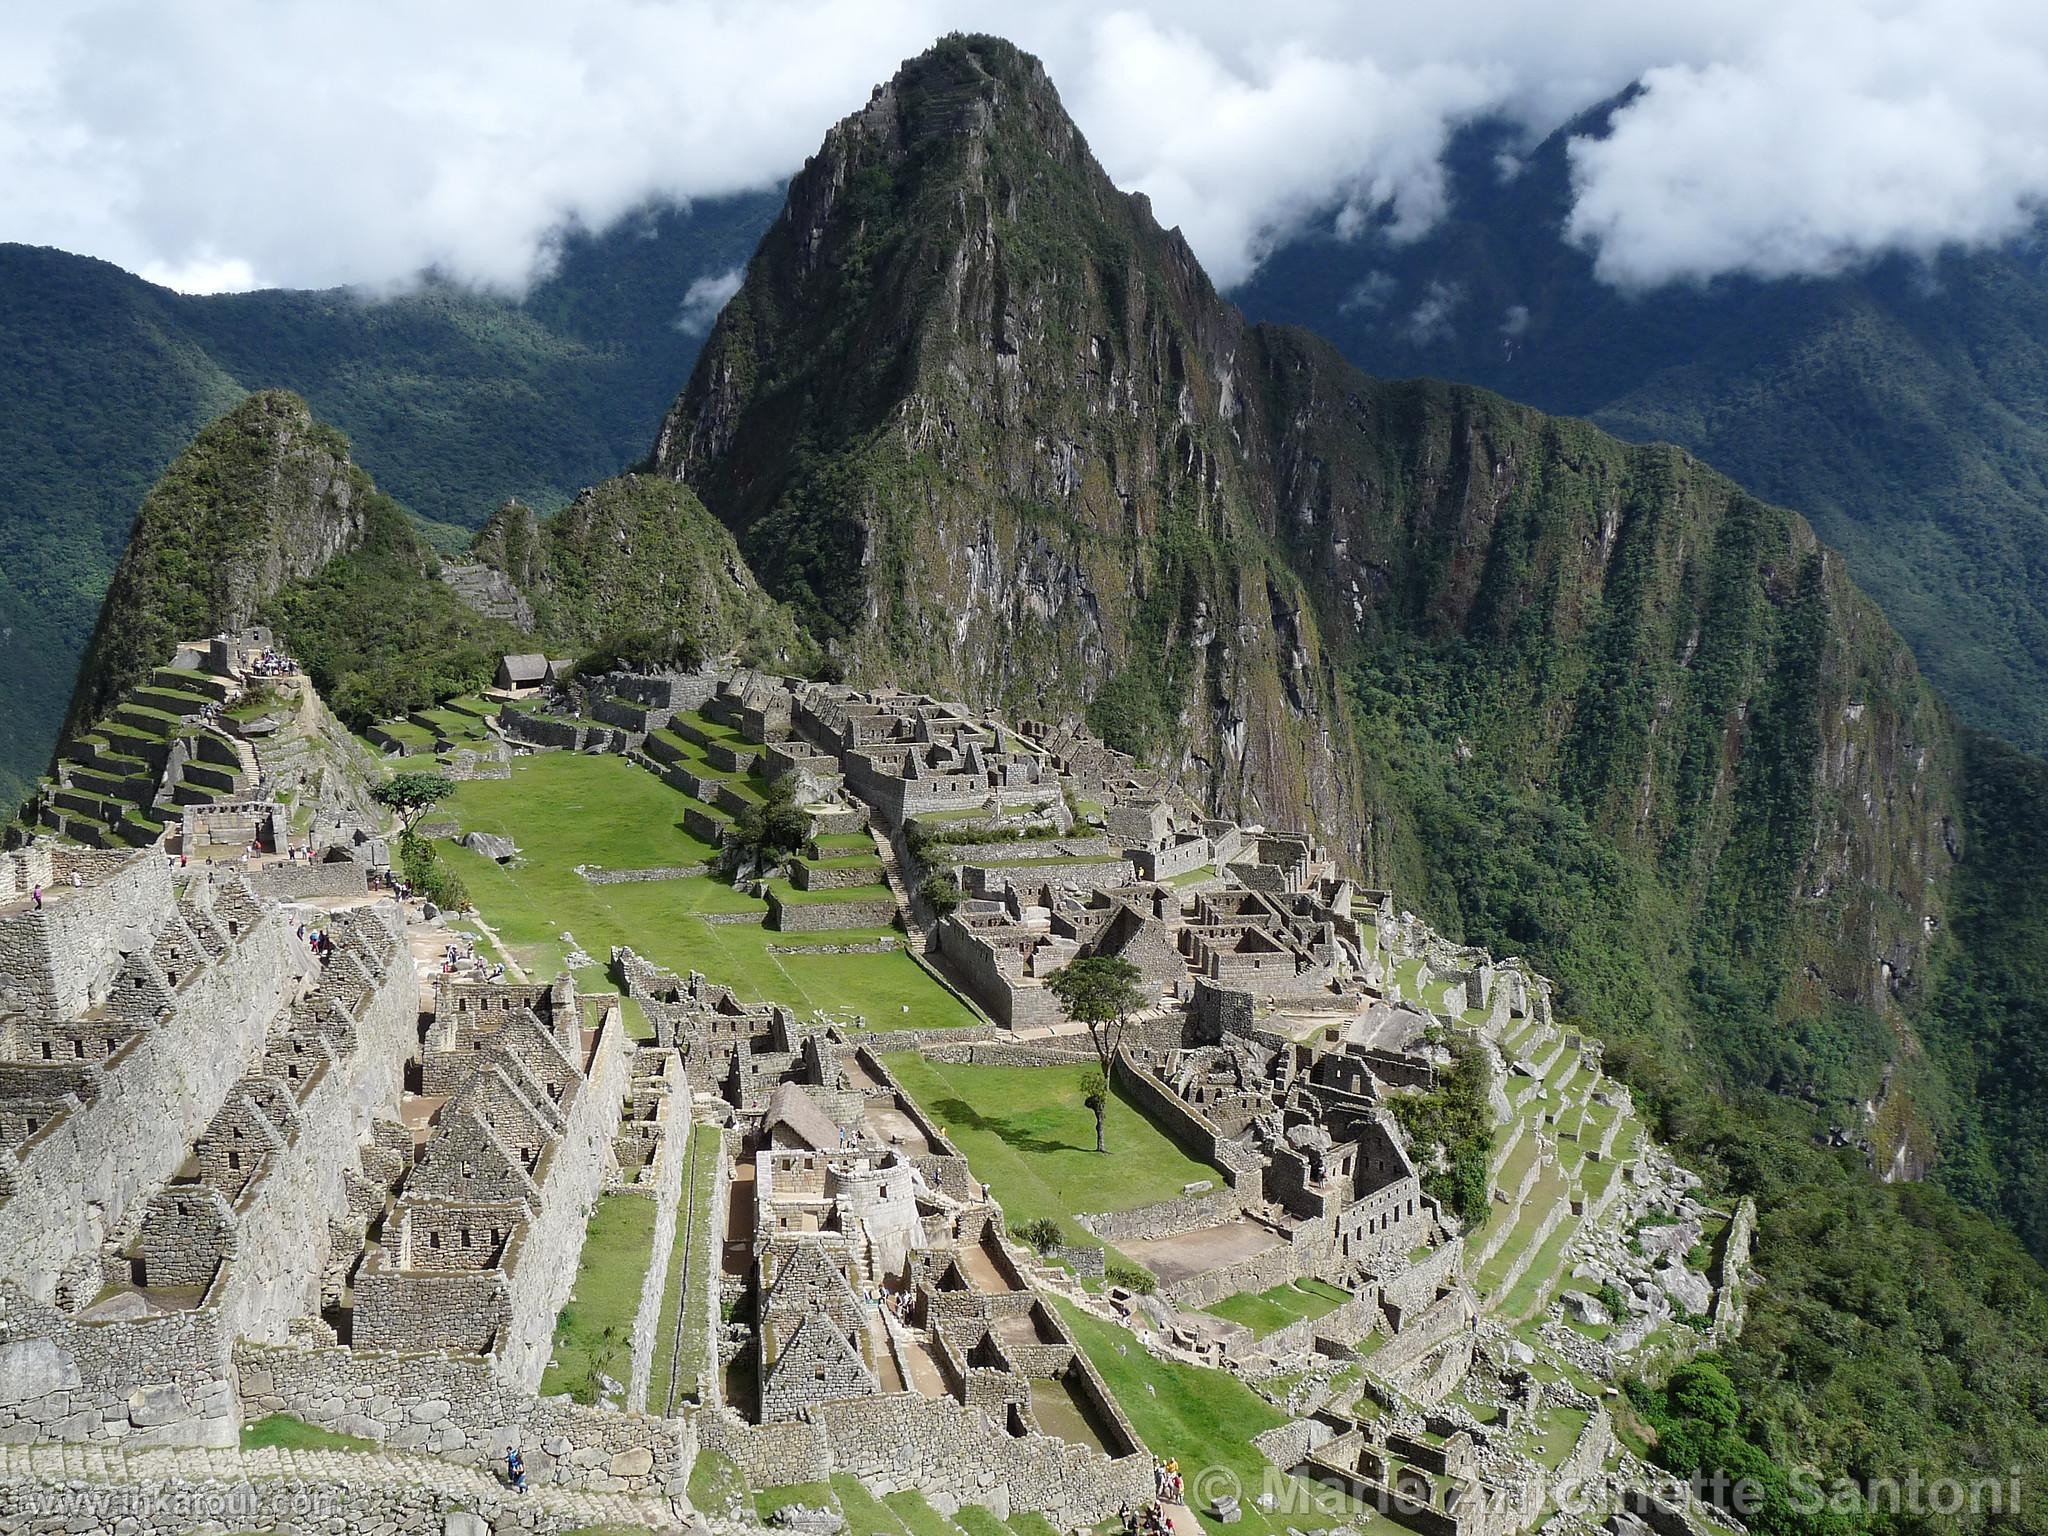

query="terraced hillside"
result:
[24,663,255,847]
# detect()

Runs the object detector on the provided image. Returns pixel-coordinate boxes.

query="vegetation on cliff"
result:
[61,390,363,739]
[1238,100,2048,760]
[471,475,811,670]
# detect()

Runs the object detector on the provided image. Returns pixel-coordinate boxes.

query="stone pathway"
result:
[0,1440,690,1532]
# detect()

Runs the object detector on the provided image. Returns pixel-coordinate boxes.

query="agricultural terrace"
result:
[436,752,977,1035]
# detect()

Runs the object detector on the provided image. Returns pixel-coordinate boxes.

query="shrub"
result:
[1017,1218,1064,1253]
[1105,1260,1157,1296]
[399,832,470,911]
[920,869,961,916]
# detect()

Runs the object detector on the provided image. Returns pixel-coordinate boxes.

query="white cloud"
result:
[676,266,745,334]
[1564,1,2048,287]
[1402,280,1464,344]
[2,1,2047,297]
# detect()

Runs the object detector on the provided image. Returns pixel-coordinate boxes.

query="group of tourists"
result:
[247,648,298,678]
[295,923,337,961]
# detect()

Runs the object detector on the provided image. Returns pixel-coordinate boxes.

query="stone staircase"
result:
[440,561,536,629]
[0,1440,691,1534]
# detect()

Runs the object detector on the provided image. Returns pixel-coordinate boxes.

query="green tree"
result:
[919,868,961,917]
[373,771,457,836]
[726,773,811,869]
[1044,954,1146,1153]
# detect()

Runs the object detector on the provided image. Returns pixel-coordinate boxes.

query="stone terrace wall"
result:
[237,1343,689,1495]
[245,862,370,902]
[0,908,308,1302]
[696,1405,832,1487]
[0,1281,238,1448]
[808,1390,1152,1527]
[1077,1184,1245,1245]
[766,891,898,932]
[1162,1220,1323,1310]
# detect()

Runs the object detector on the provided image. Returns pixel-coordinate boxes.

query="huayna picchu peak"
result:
[2,29,2047,1536]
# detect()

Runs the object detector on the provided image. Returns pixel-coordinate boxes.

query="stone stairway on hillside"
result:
[440,561,536,629]
[28,664,254,847]
[0,1440,690,1534]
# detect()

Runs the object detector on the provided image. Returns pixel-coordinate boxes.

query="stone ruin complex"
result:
[0,657,1748,1536]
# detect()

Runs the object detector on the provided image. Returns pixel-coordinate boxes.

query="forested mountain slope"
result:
[1238,97,2048,759]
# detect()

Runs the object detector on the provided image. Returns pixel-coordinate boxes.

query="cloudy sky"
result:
[4,0,2045,296]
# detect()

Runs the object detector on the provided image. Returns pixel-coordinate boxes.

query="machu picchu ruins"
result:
[2,644,1751,1536]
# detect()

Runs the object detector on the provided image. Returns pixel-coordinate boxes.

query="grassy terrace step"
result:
[796,852,884,872]
[133,685,216,717]
[442,752,978,1030]
[54,786,142,822]
[882,1054,1227,1250]
[1203,1278,1352,1337]
[539,1194,660,1403]
[671,709,754,748]
[810,832,876,853]
[115,700,187,729]
[764,878,894,905]
[66,766,150,799]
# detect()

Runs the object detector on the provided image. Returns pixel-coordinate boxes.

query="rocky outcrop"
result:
[471,477,808,667]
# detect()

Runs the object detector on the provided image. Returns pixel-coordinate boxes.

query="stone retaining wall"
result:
[806,1389,1151,1527]
[574,864,712,884]
[1077,1183,1245,1244]
[236,1344,688,1496]
[246,862,370,901]
[764,890,899,932]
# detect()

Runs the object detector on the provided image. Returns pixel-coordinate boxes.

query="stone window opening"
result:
[39,1041,50,1060]
[228,1150,241,1172]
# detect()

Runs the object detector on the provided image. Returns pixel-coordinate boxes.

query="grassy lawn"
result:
[687,1449,749,1516]
[1203,1278,1351,1337]
[649,1124,720,1411]
[442,753,976,1030]
[883,1056,1223,1244]
[1052,1297,1289,1536]
[240,1414,377,1452]
[540,1194,659,1403]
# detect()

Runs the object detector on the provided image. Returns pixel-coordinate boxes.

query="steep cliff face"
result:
[471,475,808,665]
[60,390,370,743]
[652,37,1366,845]
[653,36,1970,1166]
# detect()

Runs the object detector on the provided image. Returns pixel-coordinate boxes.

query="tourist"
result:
[30,884,40,911]
[505,1445,527,1493]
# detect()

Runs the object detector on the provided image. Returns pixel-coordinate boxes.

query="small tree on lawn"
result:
[727,773,812,871]
[372,771,457,837]
[1045,954,1146,1153]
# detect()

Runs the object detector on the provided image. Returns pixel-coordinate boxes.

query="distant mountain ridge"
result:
[0,193,779,808]
[1236,97,2048,757]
